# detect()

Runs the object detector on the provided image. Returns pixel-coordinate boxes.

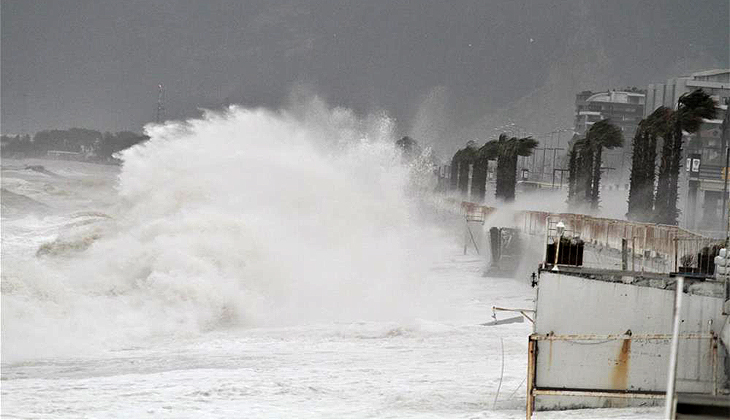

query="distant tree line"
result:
[1,128,148,163]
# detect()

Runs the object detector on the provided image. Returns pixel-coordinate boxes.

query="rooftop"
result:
[586,91,646,104]
[539,265,724,298]
[692,68,730,78]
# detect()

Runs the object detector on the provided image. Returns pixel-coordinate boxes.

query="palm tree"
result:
[627,123,651,220]
[627,107,670,221]
[585,119,623,209]
[654,89,716,225]
[567,136,592,209]
[471,153,489,202]
[479,134,538,202]
[451,141,478,196]
[567,135,580,205]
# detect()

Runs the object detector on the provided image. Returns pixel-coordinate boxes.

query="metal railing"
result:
[460,201,723,275]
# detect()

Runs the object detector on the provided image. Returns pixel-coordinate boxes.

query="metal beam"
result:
[531,333,714,341]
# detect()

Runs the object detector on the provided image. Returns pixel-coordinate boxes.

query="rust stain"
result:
[612,339,631,390]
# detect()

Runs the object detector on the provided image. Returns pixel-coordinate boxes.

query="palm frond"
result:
[678,89,717,133]
[515,136,539,156]
[587,119,623,149]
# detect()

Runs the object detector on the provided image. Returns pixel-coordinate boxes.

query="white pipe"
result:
[664,276,684,420]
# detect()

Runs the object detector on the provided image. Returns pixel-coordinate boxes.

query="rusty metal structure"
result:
[527,269,726,418]
[457,201,729,417]
[525,333,721,418]
[460,201,724,275]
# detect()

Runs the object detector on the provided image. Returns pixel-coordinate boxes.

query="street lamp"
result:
[552,221,566,271]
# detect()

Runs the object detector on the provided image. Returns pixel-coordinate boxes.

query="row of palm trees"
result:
[627,89,716,225]
[445,88,716,227]
[450,134,539,202]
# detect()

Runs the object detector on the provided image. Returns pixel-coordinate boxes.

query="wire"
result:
[493,337,505,410]
[507,376,527,401]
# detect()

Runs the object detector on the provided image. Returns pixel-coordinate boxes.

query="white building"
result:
[645,69,730,116]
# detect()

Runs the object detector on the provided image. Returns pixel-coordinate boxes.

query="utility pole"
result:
[722,99,730,246]
[552,168,570,189]
[539,147,563,183]
[156,84,166,124]
[552,147,565,175]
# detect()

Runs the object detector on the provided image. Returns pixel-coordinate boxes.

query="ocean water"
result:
[1,101,660,418]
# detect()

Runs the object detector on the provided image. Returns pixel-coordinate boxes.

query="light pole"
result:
[723,147,729,241]
[552,221,565,271]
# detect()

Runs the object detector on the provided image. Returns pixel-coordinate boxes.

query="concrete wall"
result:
[533,271,727,410]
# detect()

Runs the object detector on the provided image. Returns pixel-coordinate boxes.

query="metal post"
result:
[632,237,636,271]
[526,337,536,420]
[541,148,547,183]
[552,169,556,189]
[721,147,730,247]
[156,84,166,123]
[664,276,684,420]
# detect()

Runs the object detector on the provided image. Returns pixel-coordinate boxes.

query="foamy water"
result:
[1,101,660,418]
[2,100,451,362]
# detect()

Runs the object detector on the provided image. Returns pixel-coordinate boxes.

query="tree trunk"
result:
[458,160,470,196]
[644,132,658,216]
[576,144,593,208]
[666,123,683,224]
[627,129,659,221]
[495,154,518,202]
[655,125,681,225]
[568,148,577,204]
[655,135,672,223]
[627,129,646,220]
[449,160,459,191]
[495,156,506,200]
[590,146,603,210]
[471,158,488,202]
[509,154,518,201]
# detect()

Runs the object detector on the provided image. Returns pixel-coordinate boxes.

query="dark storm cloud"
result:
[2,0,728,155]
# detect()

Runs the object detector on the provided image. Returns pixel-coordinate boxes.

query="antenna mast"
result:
[156,84,166,123]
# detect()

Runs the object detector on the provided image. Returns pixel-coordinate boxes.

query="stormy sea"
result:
[1,102,660,418]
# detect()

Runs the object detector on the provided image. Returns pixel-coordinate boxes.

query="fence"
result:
[461,201,724,274]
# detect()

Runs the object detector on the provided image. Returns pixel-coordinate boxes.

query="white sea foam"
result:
[1,98,447,362]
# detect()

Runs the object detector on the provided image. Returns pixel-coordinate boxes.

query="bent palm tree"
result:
[479,134,538,202]
[451,141,478,196]
[627,107,670,221]
[585,119,623,209]
[566,135,581,206]
[471,153,489,202]
[654,89,716,225]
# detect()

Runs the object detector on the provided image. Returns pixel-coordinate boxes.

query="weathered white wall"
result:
[534,271,727,409]
[536,272,725,335]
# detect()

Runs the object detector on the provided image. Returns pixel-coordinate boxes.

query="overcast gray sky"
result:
[2,0,728,155]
